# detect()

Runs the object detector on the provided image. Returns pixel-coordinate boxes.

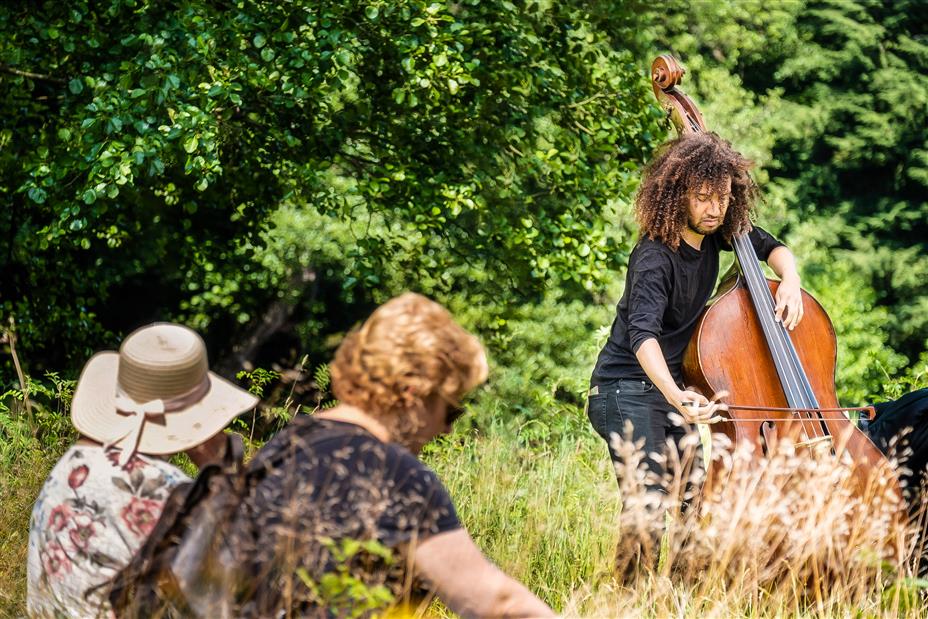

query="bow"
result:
[106,395,166,467]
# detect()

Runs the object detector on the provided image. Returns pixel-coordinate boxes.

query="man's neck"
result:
[682,226,704,250]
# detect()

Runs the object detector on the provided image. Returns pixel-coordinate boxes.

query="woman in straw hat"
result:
[27,323,258,618]
[217,293,554,617]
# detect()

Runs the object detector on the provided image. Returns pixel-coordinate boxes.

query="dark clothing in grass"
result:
[866,388,928,509]
[229,416,460,617]
[587,378,694,494]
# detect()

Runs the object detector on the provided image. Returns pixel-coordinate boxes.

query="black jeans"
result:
[587,379,696,495]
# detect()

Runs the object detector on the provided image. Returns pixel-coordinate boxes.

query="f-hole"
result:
[760,421,778,456]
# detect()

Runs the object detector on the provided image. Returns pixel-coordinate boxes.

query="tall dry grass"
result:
[428,423,928,617]
[593,429,923,616]
[5,357,927,617]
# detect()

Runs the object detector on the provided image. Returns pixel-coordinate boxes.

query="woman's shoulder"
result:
[39,444,188,494]
[257,415,381,457]
[32,445,191,539]
[380,445,450,502]
[30,444,191,556]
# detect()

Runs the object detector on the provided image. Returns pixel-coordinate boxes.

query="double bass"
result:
[650,55,901,500]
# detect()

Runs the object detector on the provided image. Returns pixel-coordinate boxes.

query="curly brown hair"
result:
[330,293,488,441]
[635,132,759,250]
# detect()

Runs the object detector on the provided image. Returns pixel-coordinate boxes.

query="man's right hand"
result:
[670,389,729,424]
[634,339,729,424]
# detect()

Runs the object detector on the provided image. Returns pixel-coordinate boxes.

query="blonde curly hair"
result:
[331,293,488,428]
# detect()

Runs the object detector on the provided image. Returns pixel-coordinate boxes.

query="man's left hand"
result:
[774,276,803,330]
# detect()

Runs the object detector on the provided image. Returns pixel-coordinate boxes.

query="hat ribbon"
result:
[105,377,211,467]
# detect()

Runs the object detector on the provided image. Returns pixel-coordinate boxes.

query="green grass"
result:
[6,411,928,617]
[0,374,75,616]
[0,441,69,617]
[5,357,928,618]
[425,413,928,618]
[424,423,621,612]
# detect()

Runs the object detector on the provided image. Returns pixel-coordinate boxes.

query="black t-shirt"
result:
[591,227,784,386]
[228,416,461,617]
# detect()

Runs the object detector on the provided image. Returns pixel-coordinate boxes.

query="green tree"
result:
[1,0,662,374]
[771,0,928,361]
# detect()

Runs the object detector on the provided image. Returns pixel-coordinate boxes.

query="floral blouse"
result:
[27,445,189,618]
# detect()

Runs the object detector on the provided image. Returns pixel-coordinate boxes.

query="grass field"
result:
[4,392,928,617]
[0,443,68,616]
[426,422,928,618]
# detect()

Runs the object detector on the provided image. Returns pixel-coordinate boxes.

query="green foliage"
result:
[295,537,394,618]
[0,371,76,615]
[880,356,928,401]
[234,366,290,439]
[442,290,611,446]
[0,374,76,465]
[176,205,372,368]
[1,0,662,374]
[787,216,909,403]
[308,363,340,412]
[236,367,280,398]
[314,363,331,393]
[773,0,928,361]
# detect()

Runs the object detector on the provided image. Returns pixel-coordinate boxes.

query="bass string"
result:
[749,242,822,422]
[733,234,829,438]
[733,234,802,401]
[738,234,830,437]
[736,234,818,412]
[736,234,806,402]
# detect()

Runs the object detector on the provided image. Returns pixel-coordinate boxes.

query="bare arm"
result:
[413,529,555,618]
[635,338,726,423]
[766,245,803,330]
[766,245,799,281]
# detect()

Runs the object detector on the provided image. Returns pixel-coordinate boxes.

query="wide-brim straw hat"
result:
[71,323,258,462]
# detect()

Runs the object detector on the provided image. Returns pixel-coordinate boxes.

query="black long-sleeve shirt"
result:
[591,227,784,386]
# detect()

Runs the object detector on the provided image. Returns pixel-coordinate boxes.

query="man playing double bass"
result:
[587,132,804,494]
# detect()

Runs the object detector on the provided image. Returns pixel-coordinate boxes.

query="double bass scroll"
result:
[651,55,706,136]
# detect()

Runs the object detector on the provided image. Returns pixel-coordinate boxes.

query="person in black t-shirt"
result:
[588,133,804,496]
[230,293,555,617]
